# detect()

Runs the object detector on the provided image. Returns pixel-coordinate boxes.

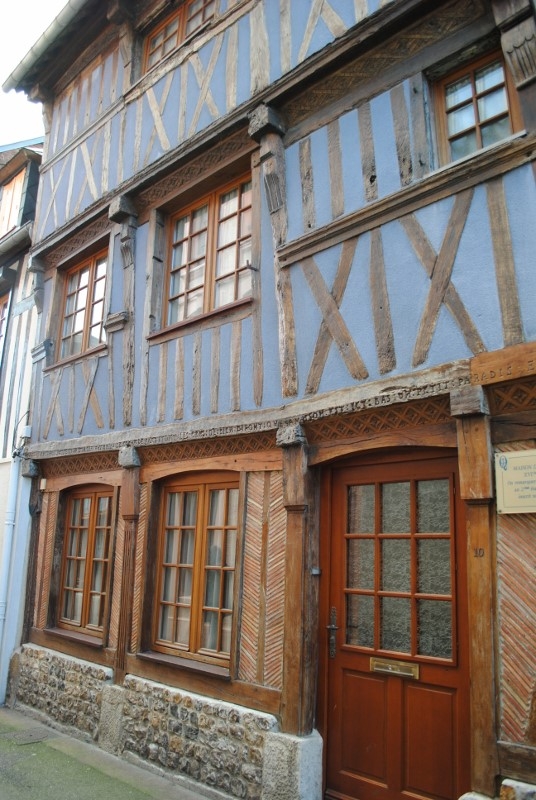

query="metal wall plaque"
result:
[370,657,419,679]
[495,450,536,514]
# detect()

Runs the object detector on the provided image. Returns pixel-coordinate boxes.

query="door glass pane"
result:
[381,539,410,592]
[381,483,410,532]
[347,539,374,590]
[381,597,411,652]
[418,540,451,594]
[417,479,450,532]
[346,594,374,648]
[347,485,374,533]
[418,599,452,658]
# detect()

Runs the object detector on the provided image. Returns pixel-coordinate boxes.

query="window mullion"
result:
[190,485,208,654]
[80,492,97,629]
[205,194,218,313]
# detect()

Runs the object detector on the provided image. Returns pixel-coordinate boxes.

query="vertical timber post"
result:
[277,422,317,735]
[451,386,499,796]
[115,446,140,684]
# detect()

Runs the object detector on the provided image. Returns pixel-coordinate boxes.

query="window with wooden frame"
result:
[165,175,252,326]
[58,249,107,361]
[144,0,217,71]
[435,51,522,164]
[154,474,240,665]
[58,487,114,638]
[0,295,8,363]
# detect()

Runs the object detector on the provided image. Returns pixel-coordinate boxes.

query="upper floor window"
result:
[0,170,24,238]
[436,52,522,164]
[59,250,107,360]
[154,474,240,664]
[145,0,217,71]
[0,295,8,362]
[59,487,114,637]
[166,175,252,326]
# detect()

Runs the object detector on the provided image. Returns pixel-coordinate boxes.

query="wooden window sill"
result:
[46,626,104,648]
[137,650,231,680]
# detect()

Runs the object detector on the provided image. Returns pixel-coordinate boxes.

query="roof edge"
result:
[2,0,90,94]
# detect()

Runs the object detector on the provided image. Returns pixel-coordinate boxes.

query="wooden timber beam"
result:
[451,385,499,797]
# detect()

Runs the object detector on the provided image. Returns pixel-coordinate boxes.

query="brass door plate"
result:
[370,657,419,679]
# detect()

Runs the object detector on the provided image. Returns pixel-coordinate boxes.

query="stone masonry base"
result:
[8,644,322,800]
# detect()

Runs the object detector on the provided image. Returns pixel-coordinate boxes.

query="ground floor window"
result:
[154,473,239,665]
[59,487,113,636]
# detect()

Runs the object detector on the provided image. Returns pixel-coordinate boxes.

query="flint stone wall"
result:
[10,645,322,799]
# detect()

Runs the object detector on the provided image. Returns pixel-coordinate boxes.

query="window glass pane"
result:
[447,104,475,136]
[174,215,189,241]
[347,538,374,590]
[201,610,218,650]
[161,566,176,601]
[225,530,237,566]
[190,231,207,262]
[417,479,450,532]
[192,204,208,232]
[381,539,410,592]
[481,116,511,147]
[209,489,226,526]
[175,607,190,645]
[239,239,251,268]
[88,595,102,627]
[218,216,238,248]
[450,131,477,160]
[347,485,374,533]
[418,599,452,658]
[381,597,411,652]
[240,180,252,207]
[207,530,223,565]
[221,613,232,653]
[204,570,221,607]
[172,242,187,268]
[475,60,504,93]
[78,529,88,557]
[167,493,180,526]
[237,269,252,300]
[381,482,410,532]
[188,259,205,289]
[418,540,451,594]
[182,492,197,525]
[219,188,238,219]
[180,529,195,564]
[216,245,236,277]
[91,561,104,592]
[215,276,235,308]
[223,572,234,609]
[445,75,472,108]
[477,87,507,122]
[240,207,252,237]
[164,529,177,563]
[346,594,374,647]
[177,568,192,604]
[159,605,174,640]
[186,287,203,317]
[227,489,239,525]
[73,592,83,624]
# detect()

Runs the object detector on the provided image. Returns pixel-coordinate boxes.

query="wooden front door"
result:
[322,453,470,800]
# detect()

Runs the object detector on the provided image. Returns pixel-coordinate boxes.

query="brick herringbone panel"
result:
[131,483,149,652]
[238,473,264,683]
[264,472,285,689]
[497,471,536,741]
[36,492,56,629]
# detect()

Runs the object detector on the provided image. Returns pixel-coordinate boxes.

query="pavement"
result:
[0,705,211,800]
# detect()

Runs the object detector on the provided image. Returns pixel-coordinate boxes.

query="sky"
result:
[0,0,67,147]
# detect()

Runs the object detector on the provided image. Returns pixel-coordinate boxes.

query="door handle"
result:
[326,607,339,658]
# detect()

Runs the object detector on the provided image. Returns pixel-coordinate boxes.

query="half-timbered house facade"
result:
[3,1,536,798]
[0,141,42,703]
